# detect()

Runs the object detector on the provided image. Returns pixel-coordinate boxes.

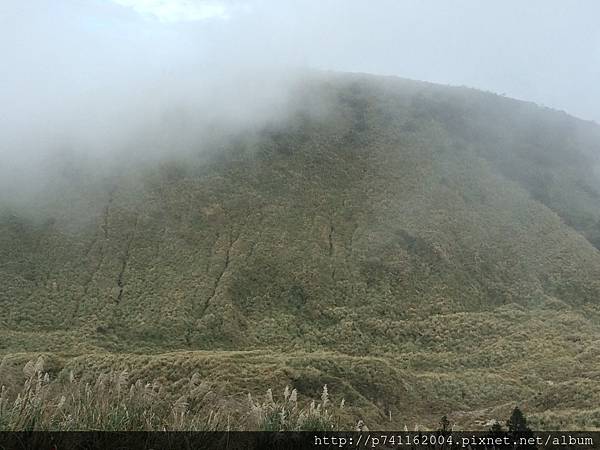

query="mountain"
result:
[2,72,600,429]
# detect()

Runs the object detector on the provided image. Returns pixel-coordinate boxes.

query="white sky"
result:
[114,0,599,122]
[109,0,233,21]
[1,0,599,124]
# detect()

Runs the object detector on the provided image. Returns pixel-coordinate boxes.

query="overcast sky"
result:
[1,0,599,152]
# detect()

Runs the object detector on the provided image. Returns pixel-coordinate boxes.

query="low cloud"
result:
[1,0,599,211]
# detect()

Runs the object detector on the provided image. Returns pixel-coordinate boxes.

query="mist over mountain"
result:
[3,0,600,432]
[2,72,600,428]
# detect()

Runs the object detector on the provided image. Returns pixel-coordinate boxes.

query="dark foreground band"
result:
[0,431,596,450]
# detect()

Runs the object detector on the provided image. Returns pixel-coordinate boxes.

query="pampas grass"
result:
[247,384,341,431]
[0,357,344,431]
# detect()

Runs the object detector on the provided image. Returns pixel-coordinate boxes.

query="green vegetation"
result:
[2,72,600,429]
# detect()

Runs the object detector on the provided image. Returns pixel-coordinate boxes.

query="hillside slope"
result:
[2,73,600,428]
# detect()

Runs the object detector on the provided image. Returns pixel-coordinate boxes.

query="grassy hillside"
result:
[2,73,600,429]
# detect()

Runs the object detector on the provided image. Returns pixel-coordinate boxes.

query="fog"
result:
[1,0,599,204]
